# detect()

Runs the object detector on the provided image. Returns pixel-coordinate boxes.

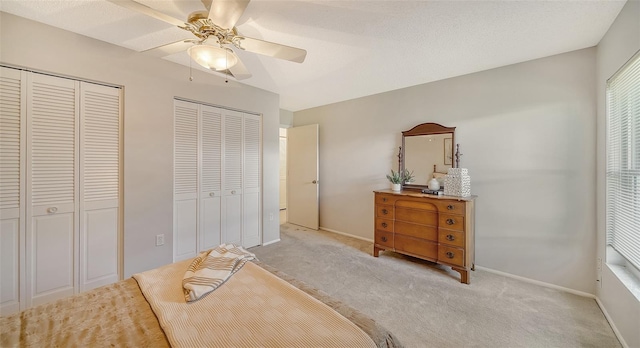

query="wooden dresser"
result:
[373,189,476,284]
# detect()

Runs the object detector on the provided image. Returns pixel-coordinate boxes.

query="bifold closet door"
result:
[0,67,26,315]
[222,110,243,245]
[199,105,222,250]
[26,73,79,307]
[174,100,198,261]
[242,114,261,248]
[79,82,120,291]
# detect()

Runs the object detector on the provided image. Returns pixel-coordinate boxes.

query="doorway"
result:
[279,128,287,224]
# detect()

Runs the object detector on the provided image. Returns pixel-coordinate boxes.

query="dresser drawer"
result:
[395,199,437,212]
[375,218,394,233]
[438,214,465,232]
[376,204,394,218]
[434,200,466,216]
[374,230,394,248]
[438,245,465,267]
[375,194,397,205]
[438,229,465,248]
[395,221,437,241]
[395,208,438,226]
[395,235,437,260]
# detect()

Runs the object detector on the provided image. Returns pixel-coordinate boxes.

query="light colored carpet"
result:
[251,223,620,348]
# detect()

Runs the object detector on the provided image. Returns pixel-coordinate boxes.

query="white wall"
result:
[595,1,640,347]
[0,12,281,277]
[294,48,597,294]
[280,109,294,127]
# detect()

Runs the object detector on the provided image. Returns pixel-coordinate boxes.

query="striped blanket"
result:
[182,244,256,302]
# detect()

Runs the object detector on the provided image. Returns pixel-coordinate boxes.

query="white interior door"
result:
[174,100,198,261]
[26,73,79,307]
[79,82,121,291]
[222,110,243,245]
[287,124,319,230]
[199,105,222,251]
[0,67,26,315]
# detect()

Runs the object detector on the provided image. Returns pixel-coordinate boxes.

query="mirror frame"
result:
[400,122,456,190]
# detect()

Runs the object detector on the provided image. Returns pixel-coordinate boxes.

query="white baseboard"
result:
[595,297,629,348]
[474,265,596,299]
[319,226,374,243]
[261,238,281,247]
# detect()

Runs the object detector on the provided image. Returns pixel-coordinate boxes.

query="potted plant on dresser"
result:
[386,170,403,191]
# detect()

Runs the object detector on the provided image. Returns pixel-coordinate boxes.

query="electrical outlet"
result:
[269,213,274,221]
[156,234,165,246]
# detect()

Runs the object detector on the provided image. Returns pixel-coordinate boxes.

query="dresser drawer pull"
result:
[446,234,455,241]
[381,236,388,242]
[382,209,389,215]
[447,204,454,210]
[383,197,388,202]
[381,222,388,228]
[446,251,455,259]
[446,218,455,225]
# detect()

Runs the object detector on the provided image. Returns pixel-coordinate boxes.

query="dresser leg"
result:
[452,267,470,284]
[373,246,381,257]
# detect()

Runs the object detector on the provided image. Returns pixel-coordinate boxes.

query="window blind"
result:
[606,50,640,271]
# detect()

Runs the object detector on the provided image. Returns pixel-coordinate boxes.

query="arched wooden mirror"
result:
[400,123,456,190]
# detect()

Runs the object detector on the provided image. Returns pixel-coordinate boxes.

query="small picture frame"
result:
[444,138,453,165]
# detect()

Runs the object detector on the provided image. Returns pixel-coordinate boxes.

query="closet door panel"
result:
[0,219,19,314]
[0,66,25,315]
[200,105,222,250]
[242,114,261,248]
[222,194,242,245]
[26,73,78,307]
[80,82,120,291]
[174,100,198,260]
[30,212,75,306]
[175,198,197,260]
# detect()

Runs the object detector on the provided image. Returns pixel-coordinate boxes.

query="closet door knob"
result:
[446,218,455,225]
[209,192,215,197]
[231,190,236,194]
[312,180,318,184]
[47,207,58,214]
[446,251,455,259]
[446,234,455,241]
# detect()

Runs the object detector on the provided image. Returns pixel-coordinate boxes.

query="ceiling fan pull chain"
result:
[189,55,194,81]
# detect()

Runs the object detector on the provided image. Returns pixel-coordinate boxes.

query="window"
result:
[606,50,640,272]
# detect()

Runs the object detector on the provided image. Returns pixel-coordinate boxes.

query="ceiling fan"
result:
[107,0,307,80]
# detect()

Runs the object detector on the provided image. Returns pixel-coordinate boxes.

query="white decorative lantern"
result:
[444,168,471,197]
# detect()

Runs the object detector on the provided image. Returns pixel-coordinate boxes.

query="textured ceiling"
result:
[0,0,626,111]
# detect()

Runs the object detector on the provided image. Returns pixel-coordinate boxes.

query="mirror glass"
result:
[404,134,453,186]
[400,123,455,189]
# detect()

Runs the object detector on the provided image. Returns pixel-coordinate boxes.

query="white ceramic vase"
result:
[391,183,401,192]
[428,178,440,191]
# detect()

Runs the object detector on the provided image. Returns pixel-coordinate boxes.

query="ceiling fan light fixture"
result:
[188,44,238,71]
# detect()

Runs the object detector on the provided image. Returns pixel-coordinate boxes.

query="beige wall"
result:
[595,1,640,347]
[0,12,281,277]
[295,47,597,294]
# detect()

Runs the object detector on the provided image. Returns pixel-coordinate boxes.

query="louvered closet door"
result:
[242,114,261,248]
[174,100,198,261]
[26,73,79,307]
[79,82,120,291]
[199,105,222,250]
[222,110,243,245]
[0,67,26,315]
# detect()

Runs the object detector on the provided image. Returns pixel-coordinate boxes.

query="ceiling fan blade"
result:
[106,0,184,27]
[225,56,252,80]
[237,37,307,63]
[201,0,250,30]
[142,40,194,57]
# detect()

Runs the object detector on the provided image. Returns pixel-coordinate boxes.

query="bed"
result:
[0,255,401,348]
